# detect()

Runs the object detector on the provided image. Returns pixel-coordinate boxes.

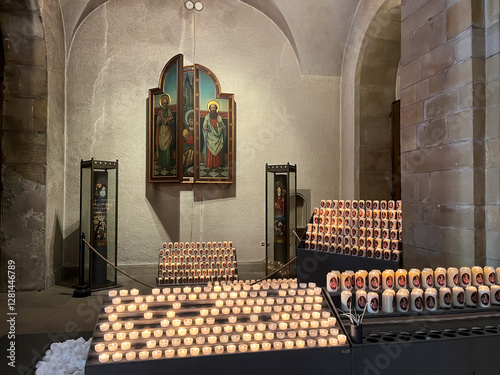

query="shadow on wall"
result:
[51,212,64,275]
[145,182,236,242]
[144,98,236,241]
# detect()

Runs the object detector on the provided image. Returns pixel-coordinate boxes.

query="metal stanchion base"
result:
[73,284,92,298]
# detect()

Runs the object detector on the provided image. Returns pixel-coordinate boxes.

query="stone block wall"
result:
[400,0,499,268]
[0,0,48,290]
[359,3,402,200]
[485,0,500,264]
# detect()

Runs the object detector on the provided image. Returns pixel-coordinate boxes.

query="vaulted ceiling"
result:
[59,0,361,76]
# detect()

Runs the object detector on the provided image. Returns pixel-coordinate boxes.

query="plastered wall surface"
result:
[64,0,341,266]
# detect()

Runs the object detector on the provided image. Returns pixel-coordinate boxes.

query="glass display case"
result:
[265,163,297,278]
[79,158,119,291]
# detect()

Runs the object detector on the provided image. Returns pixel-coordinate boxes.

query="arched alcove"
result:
[357,1,401,200]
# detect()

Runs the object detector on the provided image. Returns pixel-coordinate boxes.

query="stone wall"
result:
[400,0,500,268]
[485,0,500,263]
[359,3,401,200]
[0,0,48,290]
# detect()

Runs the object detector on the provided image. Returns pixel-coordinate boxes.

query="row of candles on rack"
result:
[91,279,348,364]
[328,266,500,313]
[157,241,238,285]
[304,199,402,261]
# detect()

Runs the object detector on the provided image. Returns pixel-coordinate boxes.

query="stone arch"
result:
[357,0,401,199]
[0,0,49,290]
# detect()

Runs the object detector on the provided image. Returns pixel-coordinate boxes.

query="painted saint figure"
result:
[156,94,175,169]
[183,110,195,175]
[202,100,226,169]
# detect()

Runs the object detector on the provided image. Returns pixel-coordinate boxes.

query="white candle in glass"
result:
[100,323,110,332]
[396,289,410,312]
[421,268,434,289]
[484,266,496,286]
[239,344,248,352]
[491,285,500,305]
[129,331,139,340]
[125,351,136,361]
[284,341,294,349]
[178,348,188,357]
[231,334,241,343]
[139,351,149,360]
[465,286,478,307]
[131,289,140,296]
[471,266,484,287]
[116,332,127,341]
[410,288,424,311]
[99,353,109,363]
[340,290,352,311]
[103,333,114,341]
[121,341,131,350]
[108,290,118,297]
[139,304,148,311]
[424,288,438,311]
[144,312,153,319]
[201,346,212,355]
[146,340,156,349]
[108,314,118,322]
[164,349,175,358]
[460,267,472,287]
[409,269,421,289]
[434,267,447,288]
[108,343,120,353]
[250,343,259,352]
[135,296,144,303]
[95,343,105,352]
[152,350,162,359]
[207,336,217,344]
[104,306,114,314]
[382,289,395,313]
[141,330,151,339]
[159,339,169,347]
[235,324,244,332]
[153,329,163,338]
[478,285,490,307]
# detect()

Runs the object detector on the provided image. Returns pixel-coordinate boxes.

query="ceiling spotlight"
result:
[195,2,203,11]
[185,1,194,10]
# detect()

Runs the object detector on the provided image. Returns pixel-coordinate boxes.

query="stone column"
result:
[485,0,500,265]
[0,0,48,290]
[400,0,493,267]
